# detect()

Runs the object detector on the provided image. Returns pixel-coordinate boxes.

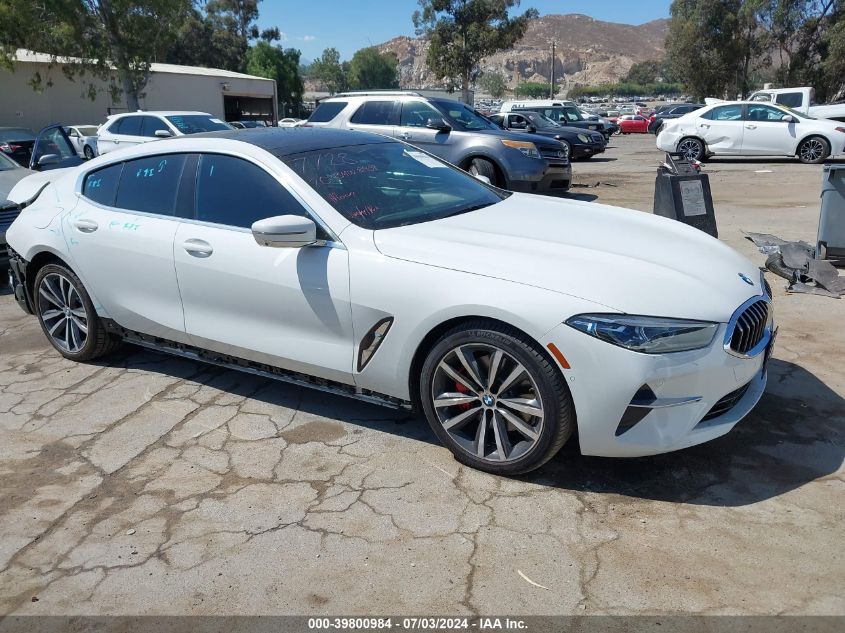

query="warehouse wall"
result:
[0,62,276,130]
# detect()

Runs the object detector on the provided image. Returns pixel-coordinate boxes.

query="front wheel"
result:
[677,137,705,162]
[83,145,95,160]
[797,136,830,164]
[468,158,499,187]
[419,321,574,475]
[34,263,122,361]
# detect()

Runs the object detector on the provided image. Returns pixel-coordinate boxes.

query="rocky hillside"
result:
[377,14,669,93]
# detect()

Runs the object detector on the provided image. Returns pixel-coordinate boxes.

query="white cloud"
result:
[301,35,316,41]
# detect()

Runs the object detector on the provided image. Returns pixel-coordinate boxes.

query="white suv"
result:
[96,111,232,155]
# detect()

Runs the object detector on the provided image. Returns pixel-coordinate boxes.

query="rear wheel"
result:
[677,137,705,162]
[468,158,499,187]
[419,321,574,475]
[797,136,830,164]
[34,263,121,361]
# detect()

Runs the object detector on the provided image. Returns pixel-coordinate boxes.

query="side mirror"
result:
[426,117,451,132]
[251,215,317,248]
[526,124,537,133]
[781,114,795,123]
[37,154,60,168]
[154,129,173,138]
[473,174,492,185]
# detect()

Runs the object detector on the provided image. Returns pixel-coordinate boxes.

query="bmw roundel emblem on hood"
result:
[738,273,754,286]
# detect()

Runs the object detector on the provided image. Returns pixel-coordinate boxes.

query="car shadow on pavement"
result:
[92,347,841,508]
[531,358,844,507]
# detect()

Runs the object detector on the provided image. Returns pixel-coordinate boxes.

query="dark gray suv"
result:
[306,91,572,193]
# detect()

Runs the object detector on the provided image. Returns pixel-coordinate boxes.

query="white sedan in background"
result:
[6,128,774,474]
[657,101,845,164]
[65,125,100,160]
[278,118,304,127]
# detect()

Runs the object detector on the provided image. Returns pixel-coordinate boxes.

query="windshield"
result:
[166,115,231,134]
[283,142,507,230]
[780,105,814,120]
[434,100,498,131]
[0,152,21,170]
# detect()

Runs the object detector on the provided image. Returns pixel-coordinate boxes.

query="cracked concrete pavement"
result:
[0,135,843,615]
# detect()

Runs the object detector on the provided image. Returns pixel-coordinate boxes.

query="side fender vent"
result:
[357,317,394,371]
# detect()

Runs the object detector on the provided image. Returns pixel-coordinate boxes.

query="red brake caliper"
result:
[455,380,472,411]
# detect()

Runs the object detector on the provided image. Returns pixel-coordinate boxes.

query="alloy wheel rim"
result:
[801,139,823,162]
[431,343,544,463]
[37,273,88,353]
[679,139,701,161]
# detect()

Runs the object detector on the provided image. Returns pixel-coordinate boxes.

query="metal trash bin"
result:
[653,152,718,238]
[817,160,845,261]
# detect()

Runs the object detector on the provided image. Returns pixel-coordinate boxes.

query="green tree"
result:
[515,81,555,98]
[666,0,747,100]
[168,0,264,73]
[246,41,304,117]
[413,0,538,103]
[625,60,662,84]
[0,0,192,110]
[348,47,399,90]
[311,47,348,94]
[480,70,508,98]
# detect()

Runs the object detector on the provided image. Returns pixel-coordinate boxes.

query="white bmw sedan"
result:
[6,128,774,474]
[657,100,845,164]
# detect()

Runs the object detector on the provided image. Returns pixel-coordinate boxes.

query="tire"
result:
[83,145,95,160]
[419,320,574,475]
[677,137,705,162]
[468,158,499,187]
[33,263,122,361]
[797,136,830,164]
[559,140,572,161]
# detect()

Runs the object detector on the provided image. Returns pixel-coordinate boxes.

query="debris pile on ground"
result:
[744,232,845,298]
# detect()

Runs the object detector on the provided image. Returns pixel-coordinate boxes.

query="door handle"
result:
[746,124,757,130]
[699,123,710,128]
[182,238,213,257]
[72,218,98,233]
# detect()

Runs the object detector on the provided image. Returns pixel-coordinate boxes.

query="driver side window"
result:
[400,101,441,128]
[195,154,328,238]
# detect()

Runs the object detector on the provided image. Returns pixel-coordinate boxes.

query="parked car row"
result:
[306,91,573,193]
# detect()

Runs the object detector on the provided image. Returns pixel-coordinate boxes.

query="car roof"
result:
[107,111,213,118]
[176,127,394,156]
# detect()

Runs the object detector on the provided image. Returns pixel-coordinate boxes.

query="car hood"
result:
[463,128,563,149]
[0,168,35,200]
[374,194,762,322]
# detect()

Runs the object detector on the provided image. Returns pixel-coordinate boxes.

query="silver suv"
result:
[306,91,572,193]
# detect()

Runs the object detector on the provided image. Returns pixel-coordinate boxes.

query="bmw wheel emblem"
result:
[738,273,754,286]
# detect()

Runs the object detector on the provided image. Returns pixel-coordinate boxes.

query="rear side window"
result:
[115,154,187,215]
[701,105,743,121]
[350,101,397,125]
[195,154,309,229]
[309,101,348,123]
[83,163,123,207]
[776,92,803,108]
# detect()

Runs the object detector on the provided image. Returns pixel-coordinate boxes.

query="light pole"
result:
[550,40,556,99]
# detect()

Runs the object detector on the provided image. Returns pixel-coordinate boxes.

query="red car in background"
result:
[618,115,650,134]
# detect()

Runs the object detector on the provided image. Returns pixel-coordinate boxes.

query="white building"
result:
[1,50,277,130]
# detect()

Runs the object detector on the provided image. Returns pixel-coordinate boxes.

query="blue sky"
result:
[257,0,672,63]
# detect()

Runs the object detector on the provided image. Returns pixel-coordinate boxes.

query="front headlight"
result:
[566,314,719,353]
[501,139,541,159]
[577,133,590,143]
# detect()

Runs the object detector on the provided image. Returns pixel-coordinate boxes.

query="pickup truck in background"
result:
[748,87,845,122]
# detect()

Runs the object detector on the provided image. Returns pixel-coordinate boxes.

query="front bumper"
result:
[508,162,572,193]
[572,142,606,159]
[542,319,772,458]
